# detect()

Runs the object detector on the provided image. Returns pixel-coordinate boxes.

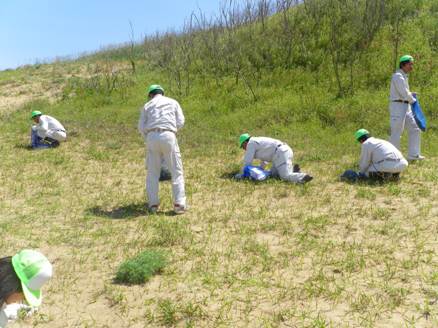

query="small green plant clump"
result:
[115,250,167,284]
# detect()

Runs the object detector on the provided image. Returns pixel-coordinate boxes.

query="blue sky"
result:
[0,0,221,70]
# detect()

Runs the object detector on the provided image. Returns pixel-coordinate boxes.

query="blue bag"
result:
[242,165,271,181]
[411,98,426,132]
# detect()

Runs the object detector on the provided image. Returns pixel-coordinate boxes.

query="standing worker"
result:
[356,129,408,180]
[238,134,313,184]
[30,111,67,149]
[389,55,424,160]
[138,85,187,214]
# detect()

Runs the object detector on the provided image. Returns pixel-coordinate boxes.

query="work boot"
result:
[299,174,313,184]
[174,204,186,215]
[148,205,159,214]
[293,164,301,173]
[407,155,425,161]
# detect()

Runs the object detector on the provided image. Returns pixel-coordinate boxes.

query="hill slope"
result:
[1,0,438,327]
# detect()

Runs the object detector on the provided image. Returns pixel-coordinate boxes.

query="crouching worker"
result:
[30,111,67,149]
[238,134,313,184]
[344,129,408,182]
[0,250,53,328]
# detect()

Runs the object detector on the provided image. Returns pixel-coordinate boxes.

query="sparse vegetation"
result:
[1,0,438,327]
[115,250,167,284]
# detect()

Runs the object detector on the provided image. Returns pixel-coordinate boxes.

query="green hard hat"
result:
[12,250,53,307]
[399,55,414,64]
[239,133,251,147]
[355,128,370,141]
[31,111,42,119]
[147,84,164,94]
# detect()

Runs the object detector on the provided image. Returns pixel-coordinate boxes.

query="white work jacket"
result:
[138,94,185,138]
[243,137,284,167]
[359,137,405,173]
[33,115,65,139]
[389,69,415,104]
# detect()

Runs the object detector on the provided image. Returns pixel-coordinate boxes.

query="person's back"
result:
[244,136,283,165]
[140,95,184,134]
[364,137,404,162]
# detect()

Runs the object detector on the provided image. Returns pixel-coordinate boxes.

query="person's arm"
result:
[175,102,185,130]
[243,143,256,168]
[138,107,146,138]
[36,117,49,137]
[393,74,415,104]
[359,144,371,174]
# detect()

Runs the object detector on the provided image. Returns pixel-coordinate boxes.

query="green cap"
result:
[355,129,370,141]
[147,84,164,94]
[399,55,414,64]
[239,133,251,147]
[12,250,53,307]
[31,111,42,119]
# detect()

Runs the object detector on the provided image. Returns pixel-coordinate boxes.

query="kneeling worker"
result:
[239,134,313,184]
[30,111,67,149]
[356,129,408,180]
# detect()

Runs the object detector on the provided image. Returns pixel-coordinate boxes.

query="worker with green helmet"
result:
[238,133,313,184]
[138,84,186,214]
[389,55,424,160]
[0,250,52,327]
[30,110,67,149]
[355,128,408,180]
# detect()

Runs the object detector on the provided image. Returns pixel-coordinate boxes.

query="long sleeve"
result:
[359,144,372,174]
[393,73,415,104]
[35,117,49,138]
[138,107,146,137]
[175,102,185,130]
[243,143,256,167]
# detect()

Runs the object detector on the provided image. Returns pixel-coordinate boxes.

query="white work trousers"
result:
[46,129,67,142]
[367,158,408,175]
[270,145,307,183]
[389,103,421,157]
[146,131,186,207]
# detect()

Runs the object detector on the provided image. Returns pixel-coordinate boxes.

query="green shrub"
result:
[115,250,167,284]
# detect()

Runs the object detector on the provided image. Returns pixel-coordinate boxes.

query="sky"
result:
[0,0,222,70]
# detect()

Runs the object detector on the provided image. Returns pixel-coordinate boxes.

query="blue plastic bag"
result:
[412,98,426,132]
[242,166,271,181]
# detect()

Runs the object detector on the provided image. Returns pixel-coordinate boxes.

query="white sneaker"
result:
[174,204,186,215]
[407,155,425,161]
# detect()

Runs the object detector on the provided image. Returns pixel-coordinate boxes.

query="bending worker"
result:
[0,250,52,328]
[356,129,408,180]
[239,133,313,184]
[389,55,424,160]
[30,111,67,149]
[138,85,186,214]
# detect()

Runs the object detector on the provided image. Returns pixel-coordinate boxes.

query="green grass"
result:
[1,4,438,326]
[115,250,167,285]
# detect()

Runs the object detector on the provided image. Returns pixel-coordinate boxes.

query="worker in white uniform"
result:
[356,129,408,180]
[389,55,424,160]
[30,111,67,149]
[239,133,313,184]
[0,250,52,328]
[138,85,186,214]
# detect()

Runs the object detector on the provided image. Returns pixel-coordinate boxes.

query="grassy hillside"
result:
[1,0,438,327]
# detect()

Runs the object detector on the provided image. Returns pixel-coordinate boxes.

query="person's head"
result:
[355,128,370,144]
[239,133,251,150]
[31,111,42,124]
[399,55,414,73]
[147,84,164,99]
[0,250,52,307]
[0,257,22,306]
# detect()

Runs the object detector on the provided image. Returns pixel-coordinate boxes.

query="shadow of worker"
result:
[87,203,148,220]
